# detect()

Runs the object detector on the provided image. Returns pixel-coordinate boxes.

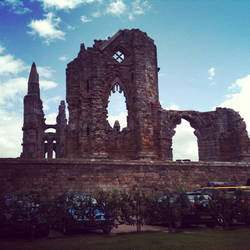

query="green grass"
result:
[1,227,250,250]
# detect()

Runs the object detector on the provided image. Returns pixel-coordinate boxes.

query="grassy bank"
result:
[1,227,250,250]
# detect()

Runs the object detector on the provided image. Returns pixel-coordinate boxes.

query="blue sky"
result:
[0,0,250,160]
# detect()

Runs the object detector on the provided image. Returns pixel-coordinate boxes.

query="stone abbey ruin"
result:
[21,29,250,162]
[1,29,250,194]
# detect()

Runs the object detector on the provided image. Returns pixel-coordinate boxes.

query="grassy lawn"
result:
[1,227,250,250]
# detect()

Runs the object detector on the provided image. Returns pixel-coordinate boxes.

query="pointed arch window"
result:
[107,82,127,130]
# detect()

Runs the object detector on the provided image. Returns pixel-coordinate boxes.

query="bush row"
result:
[1,186,250,237]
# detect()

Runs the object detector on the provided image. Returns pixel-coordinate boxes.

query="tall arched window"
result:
[107,83,127,130]
[172,119,198,161]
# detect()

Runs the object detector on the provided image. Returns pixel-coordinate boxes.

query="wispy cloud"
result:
[0,54,27,76]
[0,45,5,54]
[0,71,57,105]
[0,0,31,14]
[0,77,27,104]
[37,66,55,79]
[0,108,23,157]
[165,104,180,110]
[43,96,61,111]
[59,56,68,61]
[39,0,98,10]
[208,67,215,80]
[102,0,151,20]
[78,0,151,23]
[106,0,127,16]
[40,79,58,90]
[27,12,65,45]
[129,0,151,20]
[66,24,76,30]
[92,10,101,18]
[81,15,92,23]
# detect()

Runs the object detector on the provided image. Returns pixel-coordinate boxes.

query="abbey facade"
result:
[21,29,250,162]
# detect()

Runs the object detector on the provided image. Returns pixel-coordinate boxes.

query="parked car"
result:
[55,193,113,234]
[196,184,250,226]
[0,194,49,238]
[181,192,216,227]
[149,192,216,228]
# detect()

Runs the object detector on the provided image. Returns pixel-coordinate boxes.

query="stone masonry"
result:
[21,29,250,162]
[1,159,250,195]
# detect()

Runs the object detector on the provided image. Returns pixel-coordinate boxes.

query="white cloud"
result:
[39,0,97,10]
[208,67,215,80]
[0,109,22,157]
[107,111,127,130]
[0,77,27,104]
[0,45,5,54]
[219,74,250,135]
[43,96,61,111]
[59,56,67,61]
[106,0,127,16]
[27,12,65,45]
[81,15,92,23]
[67,25,76,30]
[92,11,101,18]
[1,0,31,14]
[0,54,27,75]
[165,104,180,110]
[40,79,58,90]
[129,0,151,20]
[37,66,55,79]
[45,112,57,124]
[172,119,199,161]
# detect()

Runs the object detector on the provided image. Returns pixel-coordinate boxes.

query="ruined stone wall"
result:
[21,29,250,162]
[66,29,161,160]
[1,159,250,195]
[159,108,250,161]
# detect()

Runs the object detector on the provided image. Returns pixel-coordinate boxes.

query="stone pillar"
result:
[21,62,45,158]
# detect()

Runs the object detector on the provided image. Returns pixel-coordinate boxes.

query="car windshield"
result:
[187,194,210,202]
[72,194,97,206]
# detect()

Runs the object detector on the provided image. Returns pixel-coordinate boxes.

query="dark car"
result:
[150,192,216,228]
[56,194,113,234]
[0,194,49,238]
[196,185,250,226]
[181,192,216,227]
